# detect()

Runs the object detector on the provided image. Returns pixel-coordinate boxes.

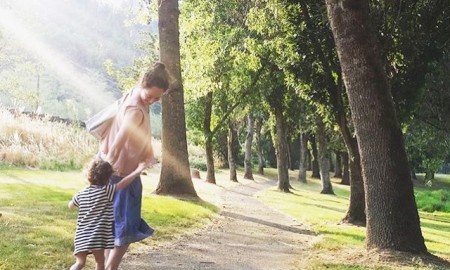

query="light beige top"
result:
[101,89,152,176]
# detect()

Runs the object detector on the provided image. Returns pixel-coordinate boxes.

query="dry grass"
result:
[0,108,97,169]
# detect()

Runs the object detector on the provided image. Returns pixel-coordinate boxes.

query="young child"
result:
[68,159,146,270]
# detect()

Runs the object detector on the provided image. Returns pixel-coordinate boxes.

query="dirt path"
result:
[121,179,317,270]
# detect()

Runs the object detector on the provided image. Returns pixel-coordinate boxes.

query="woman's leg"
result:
[92,249,106,270]
[105,244,129,270]
[70,252,87,270]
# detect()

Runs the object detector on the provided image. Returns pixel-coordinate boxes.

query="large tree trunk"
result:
[310,135,320,178]
[156,0,197,197]
[297,132,308,183]
[203,92,216,184]
[243,114,254,180]
[326,0,427,253]
[228,121,238,182]
[274,109,290,192]
[268,88,290,192]
[316,116,334,194]
[255,116,265,175]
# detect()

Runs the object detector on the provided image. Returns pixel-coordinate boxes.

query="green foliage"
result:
[405,120,450,178]
[415,189,450,212]
[189,156,207,171]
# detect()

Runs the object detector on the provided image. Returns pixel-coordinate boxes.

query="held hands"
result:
[144,157,159,168]
[137,162,148,173]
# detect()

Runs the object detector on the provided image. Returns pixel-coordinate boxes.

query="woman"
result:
[101,62,170,270]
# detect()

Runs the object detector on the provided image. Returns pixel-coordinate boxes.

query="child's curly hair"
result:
[87,159,113,186]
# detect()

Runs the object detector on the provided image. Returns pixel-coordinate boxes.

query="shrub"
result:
[415,189,450,213]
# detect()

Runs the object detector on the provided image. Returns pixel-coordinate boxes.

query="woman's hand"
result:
[137,162,147,172]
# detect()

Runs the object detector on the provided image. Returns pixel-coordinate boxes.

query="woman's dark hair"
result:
[141,62,170,91]
[87,159,113,186]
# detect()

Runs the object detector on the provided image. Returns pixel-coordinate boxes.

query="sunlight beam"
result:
[0,6,115,110]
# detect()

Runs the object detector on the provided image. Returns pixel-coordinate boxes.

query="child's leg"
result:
[70,252,87,270]
[92,249,106,270]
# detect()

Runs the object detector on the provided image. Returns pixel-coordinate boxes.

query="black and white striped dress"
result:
[71,184,116,254]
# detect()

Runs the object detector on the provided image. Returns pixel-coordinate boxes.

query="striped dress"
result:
[71,184,116,254]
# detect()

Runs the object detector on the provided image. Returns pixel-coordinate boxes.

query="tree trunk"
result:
[274,108,290,192]
[268,88,290,192]
[310,135,320,178]
[342,138,365,225]
[228,121,238,182]
[156,0,197,197]
[243,114,254,180]
[316,116,334,194]
[326,0,427,253]
[334,151,342,178]
[340,151,349,185]
[255,116,265,175]
[297,132,308,183]
[203,92,216,184]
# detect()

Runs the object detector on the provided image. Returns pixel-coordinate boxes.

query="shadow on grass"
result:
[420,220,450,232]
[221,211,316,235]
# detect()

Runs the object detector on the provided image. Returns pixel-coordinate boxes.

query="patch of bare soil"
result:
[120,179,317,270]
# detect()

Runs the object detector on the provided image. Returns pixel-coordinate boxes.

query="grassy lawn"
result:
[257,170,450,270]
[0,166,218,270]
[1,165,449,270]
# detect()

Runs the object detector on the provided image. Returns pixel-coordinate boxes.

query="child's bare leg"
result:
[70,252,87,270]
[92,249,106,270]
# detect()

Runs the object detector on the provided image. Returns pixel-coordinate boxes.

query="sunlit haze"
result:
[0,7,114,109]
[0,0,144,119]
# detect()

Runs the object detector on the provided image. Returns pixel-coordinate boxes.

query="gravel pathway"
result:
[121,179,317,270]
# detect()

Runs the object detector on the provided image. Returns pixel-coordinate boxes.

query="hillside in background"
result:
[0,0,156,120]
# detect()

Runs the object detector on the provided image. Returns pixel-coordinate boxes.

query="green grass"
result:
[0,167,217,270]
[257,171,450,270]
[415,174,450,213]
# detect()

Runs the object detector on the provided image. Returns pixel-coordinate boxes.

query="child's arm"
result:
[115,162,147,190]
[68,200,77,209]
[68,194,79,209]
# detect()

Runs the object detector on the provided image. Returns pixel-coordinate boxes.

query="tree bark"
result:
[243,114,254,180]
[326,0,427,253]
[334,151,342,178]
[340,151,349,185]
[268,88,290,192]
[228,121,238,182]
[157,0,197,197]
[316,116,334,194]
[255,116,265,175]
[310,135,320,178]
[297,132,308,183]
[204,92,216,184]
[341,138,365,225]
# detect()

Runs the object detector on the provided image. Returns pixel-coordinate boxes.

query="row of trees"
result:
[2,0,449,259]
[154,0,450,259]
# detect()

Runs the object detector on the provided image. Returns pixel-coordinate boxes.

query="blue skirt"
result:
[110,175,154,246]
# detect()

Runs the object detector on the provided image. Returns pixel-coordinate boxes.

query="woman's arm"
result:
[115,162,147,190]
